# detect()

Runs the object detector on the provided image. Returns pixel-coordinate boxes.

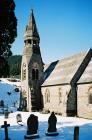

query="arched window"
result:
[45,89,50,103]
[25,40,31,45]
[36,69,39,80]
[33,40,36,45]
[88,87,92,104]
[28,39,31,44]
[32,69,35,80]
[59,88,62,104]
[32,68,39,80]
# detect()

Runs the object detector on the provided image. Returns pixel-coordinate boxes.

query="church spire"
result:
[24,9,40,44]
[21,10,43,112]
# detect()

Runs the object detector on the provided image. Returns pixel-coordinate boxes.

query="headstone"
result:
[24,114,39,139]
[0,100,4,107]
[4,108,9,119]
[1,121,10,140]
[74,126,79,140]
[16,114,22,124]
[46,112,59,136]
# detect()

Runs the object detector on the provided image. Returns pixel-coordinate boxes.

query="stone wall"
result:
[41,85,71,116]
[77,83,92,119]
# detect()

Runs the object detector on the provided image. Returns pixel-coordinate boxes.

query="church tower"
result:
[21,10,43,111]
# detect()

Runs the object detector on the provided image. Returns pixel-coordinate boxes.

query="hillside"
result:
[0,78,20,112]
[8,55,22,78]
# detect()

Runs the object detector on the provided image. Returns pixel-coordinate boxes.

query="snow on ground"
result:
[0,78,92,140]
[0,78,20,111]
[0,78,21,87]
[0,111,92,140]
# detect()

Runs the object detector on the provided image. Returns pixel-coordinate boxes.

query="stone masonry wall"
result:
[41,85,71,116]
[77,83,92,119]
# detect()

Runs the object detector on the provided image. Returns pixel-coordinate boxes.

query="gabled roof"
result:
[78,58,92,84]
[42,49,92,87]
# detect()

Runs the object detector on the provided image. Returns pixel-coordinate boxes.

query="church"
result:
[21,10,92,119]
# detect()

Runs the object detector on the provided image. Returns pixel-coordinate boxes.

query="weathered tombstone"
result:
[24,114,39,139]
[74,126,79,140]
[0,100,4,107]
[46,112,59,136]
[16,114,22,124]
[1,121,10,140]
[0,100,4,114]
[4,107,9,119]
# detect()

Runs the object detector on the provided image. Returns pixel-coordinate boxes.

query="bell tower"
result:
[21,10,43,111]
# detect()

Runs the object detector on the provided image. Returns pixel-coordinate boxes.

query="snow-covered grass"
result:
[0,111,92,140]
[0,78,21,87]
[0,78,20,111]
[0,78,92,140]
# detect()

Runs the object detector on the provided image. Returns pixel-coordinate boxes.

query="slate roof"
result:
[78,58,92,84]
[42,49,92,86]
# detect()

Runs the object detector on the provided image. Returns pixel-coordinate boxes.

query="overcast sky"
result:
[12,0,92,63]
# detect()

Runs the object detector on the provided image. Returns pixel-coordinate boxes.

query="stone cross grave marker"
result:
[1,121,10,140]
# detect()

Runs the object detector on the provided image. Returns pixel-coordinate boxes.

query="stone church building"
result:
[21,10,92,119]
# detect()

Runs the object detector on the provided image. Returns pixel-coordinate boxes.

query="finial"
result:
[29,9,34,22]
[29,9,34,20]
[31,9,33,14]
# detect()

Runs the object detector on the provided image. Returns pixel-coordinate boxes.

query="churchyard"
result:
[0,111,92,140]
[0,78,92,140]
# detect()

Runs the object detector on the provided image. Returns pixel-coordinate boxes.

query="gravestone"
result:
[4,108,9,119]
[46,112,59,136]
[16,113,23,125]
[24,114,39,139]
[74,126,79,140]
[1,121,10,140]
[0,100,4,107]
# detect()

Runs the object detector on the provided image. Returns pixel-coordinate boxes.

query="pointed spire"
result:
[24,9,40,41]
[28,9,35,27]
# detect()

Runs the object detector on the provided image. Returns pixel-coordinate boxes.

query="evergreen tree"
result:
[0,0,17,57]
[0,56,9,77]
[8,55,22,77]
